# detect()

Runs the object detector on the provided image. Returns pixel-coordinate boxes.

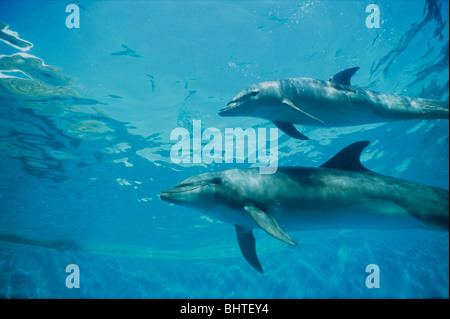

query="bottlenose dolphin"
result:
[219,67,449,140]
[160,141,449,273]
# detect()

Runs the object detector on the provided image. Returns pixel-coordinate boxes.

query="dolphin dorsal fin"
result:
[320,141,372,172]
[328,67,360,86]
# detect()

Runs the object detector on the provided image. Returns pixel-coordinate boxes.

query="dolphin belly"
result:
[275,199,427,232]
[207,204,255,229]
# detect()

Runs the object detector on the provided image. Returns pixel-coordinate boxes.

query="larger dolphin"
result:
[160,141,449,273]
[219,67,449,140]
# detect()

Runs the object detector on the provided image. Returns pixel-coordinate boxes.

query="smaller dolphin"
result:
[219,67,449,140]
[161,142,449,273]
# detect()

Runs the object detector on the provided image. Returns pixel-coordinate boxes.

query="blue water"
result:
[0,0,448,299]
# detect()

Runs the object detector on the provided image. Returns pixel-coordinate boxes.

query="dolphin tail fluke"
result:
[235,225,264,273]
[273,121,309,140]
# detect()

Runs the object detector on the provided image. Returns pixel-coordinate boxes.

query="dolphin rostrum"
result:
[160,141,449,273]
[219,67,449,140]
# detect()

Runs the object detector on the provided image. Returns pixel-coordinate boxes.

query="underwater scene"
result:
[0,0,448,299]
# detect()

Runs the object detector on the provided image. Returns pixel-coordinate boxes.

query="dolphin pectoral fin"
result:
[273,121,309,140]
[244,205,299,246]
[281,99,324,124]
[235,225,264,273]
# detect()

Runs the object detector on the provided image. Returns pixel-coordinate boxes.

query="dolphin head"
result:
[160,171,246,213]
[160,173,220,211]
[219,81,282,117]
[160,169,259,224]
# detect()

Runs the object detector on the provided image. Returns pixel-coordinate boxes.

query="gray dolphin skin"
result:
[160,141,449,273]
[219,67,449,140]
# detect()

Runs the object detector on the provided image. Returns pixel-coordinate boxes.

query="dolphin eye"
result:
[175,182,191,188]
[229,90,259,105]
[210,177,222,184]
[242,90,259,100]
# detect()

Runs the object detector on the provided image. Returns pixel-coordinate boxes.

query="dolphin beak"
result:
[160,189,183,204]
[160,184,205,204]
[219,101,238,116]
[159,190,173,203]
